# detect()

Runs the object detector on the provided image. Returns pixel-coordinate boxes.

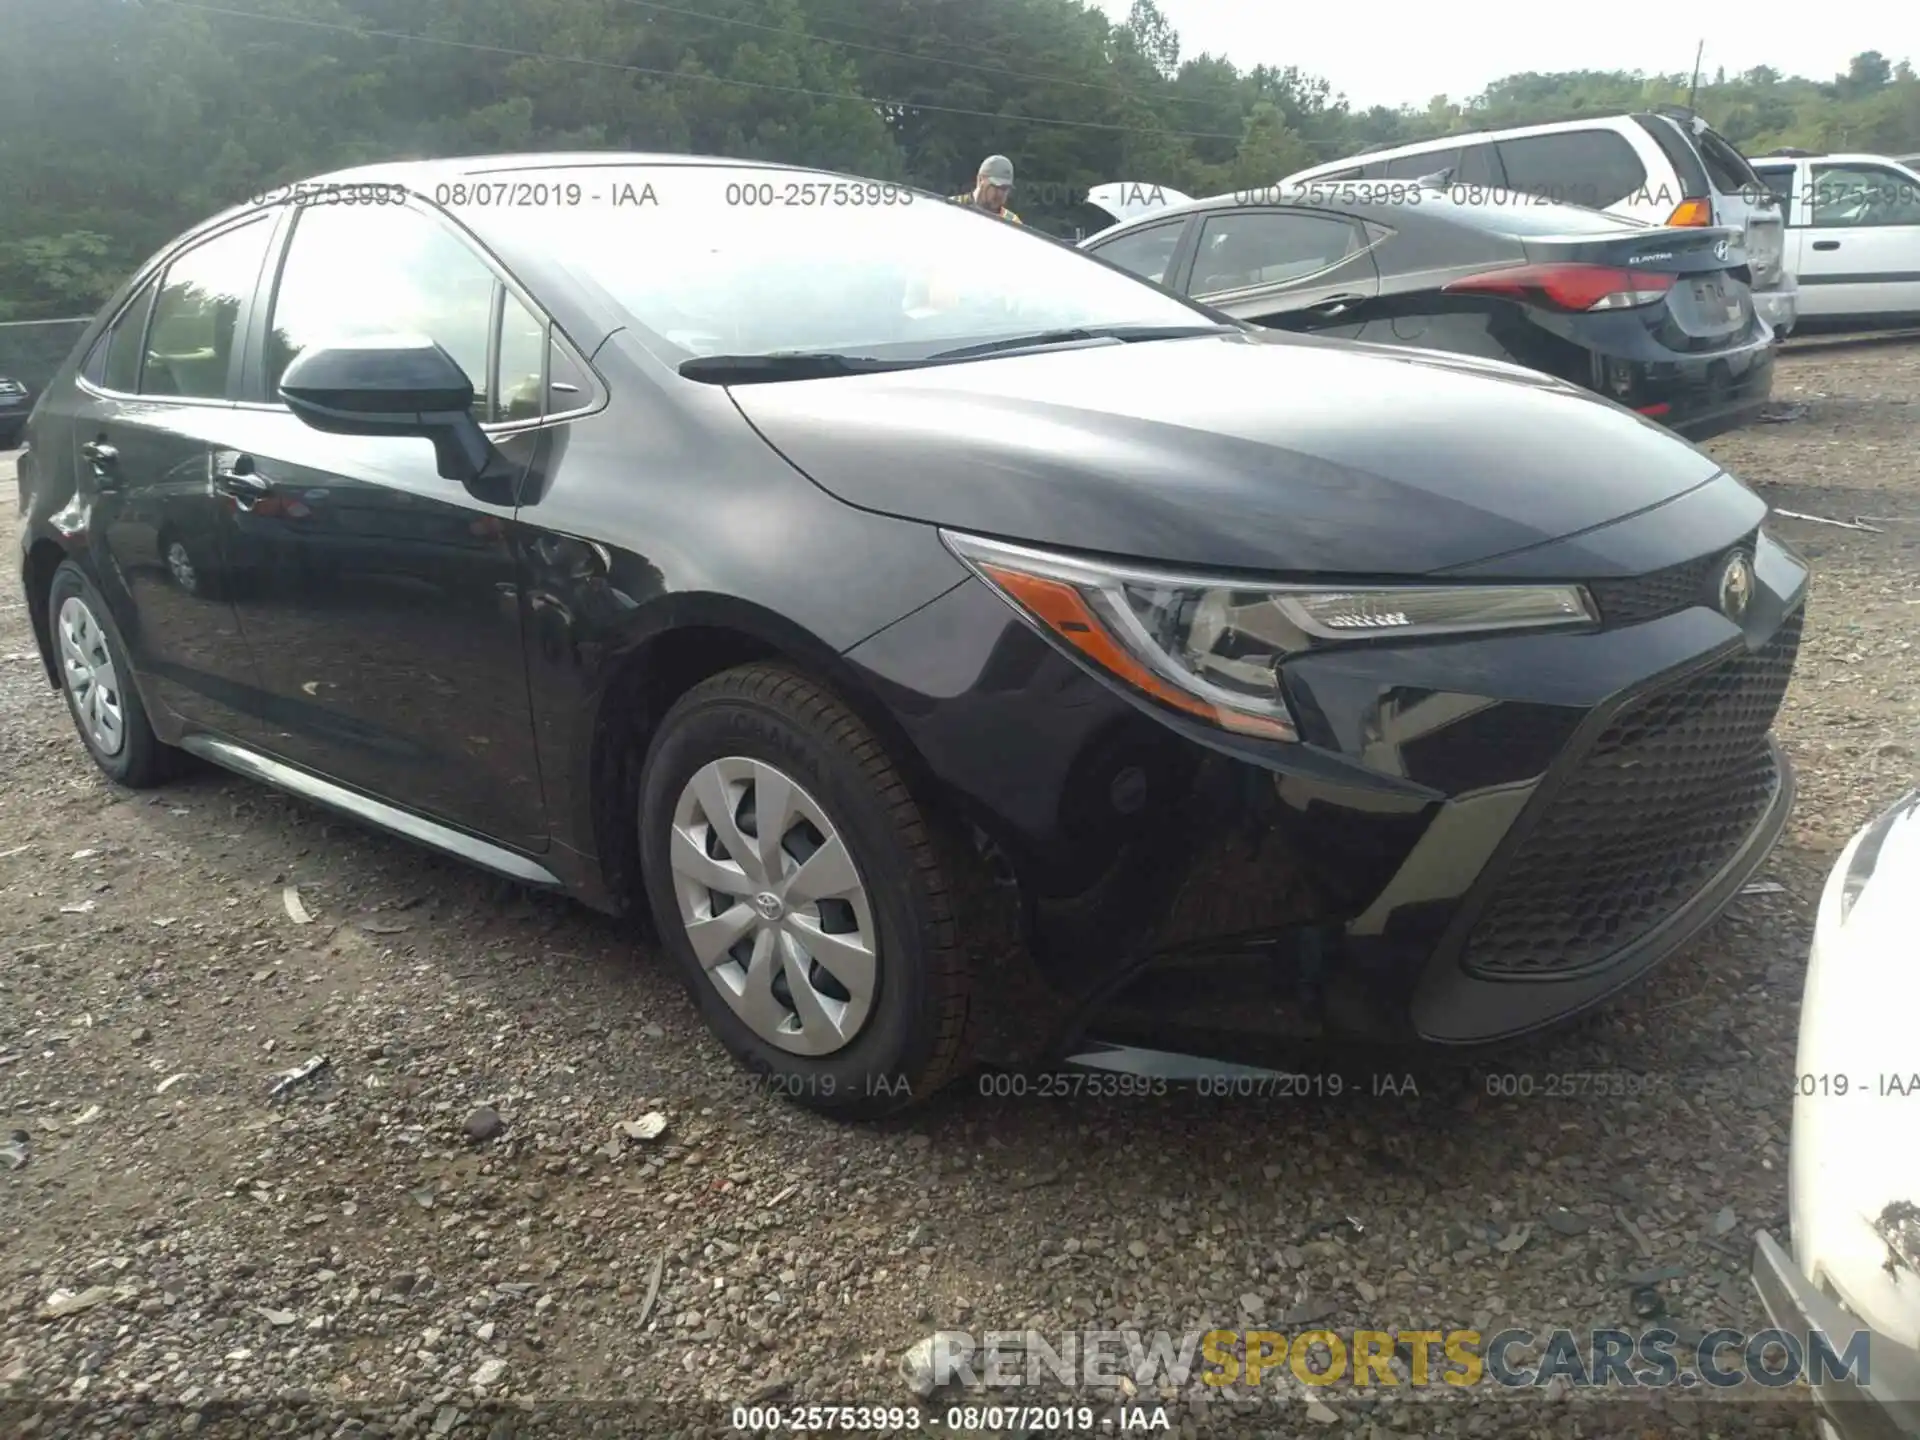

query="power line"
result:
[609,0,1231,115]
[150,0,1254,144]
[767,0,1123,73]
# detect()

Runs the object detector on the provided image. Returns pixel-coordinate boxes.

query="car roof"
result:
[1751,152,1919,168]
[1284,112,1662,180]
[1082,183,1643,246]
[173,152,907,254]
[306,151,835,188]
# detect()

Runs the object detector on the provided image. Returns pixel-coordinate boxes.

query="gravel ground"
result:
[4,344,1917,1440]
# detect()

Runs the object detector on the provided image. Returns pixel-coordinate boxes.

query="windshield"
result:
[470,164,1219,362]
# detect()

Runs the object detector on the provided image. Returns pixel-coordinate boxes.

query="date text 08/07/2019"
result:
[730,1404,1105,1434]
[420,179,913,208]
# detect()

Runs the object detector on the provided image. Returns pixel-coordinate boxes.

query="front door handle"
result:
[1306,293,1364,316]
[211,452,270,499]
[1811,239,1840,251]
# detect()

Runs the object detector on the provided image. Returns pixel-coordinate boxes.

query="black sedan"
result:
[1081,182,1775,439]
[14,154,1807,1116]
[0,375,32,448]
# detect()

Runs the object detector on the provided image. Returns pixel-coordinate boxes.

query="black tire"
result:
[47,561,176,788]
[638,664,970,1118]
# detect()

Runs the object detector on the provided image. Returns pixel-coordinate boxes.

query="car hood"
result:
[730,330,1726,575]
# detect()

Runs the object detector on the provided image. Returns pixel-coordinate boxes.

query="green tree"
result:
[1228,101,1313,189]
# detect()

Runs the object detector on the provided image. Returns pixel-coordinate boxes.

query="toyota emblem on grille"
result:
[1718,552,1754,620]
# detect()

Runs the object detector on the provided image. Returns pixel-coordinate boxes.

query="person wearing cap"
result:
[950,155,1022,223]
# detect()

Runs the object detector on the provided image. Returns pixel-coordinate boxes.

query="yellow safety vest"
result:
[948,193,1022,224]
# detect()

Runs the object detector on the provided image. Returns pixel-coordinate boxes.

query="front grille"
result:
[1589,535,1754,627]
[1461,608,1799,980]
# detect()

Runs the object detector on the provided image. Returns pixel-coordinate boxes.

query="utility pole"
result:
[1686,40,1705,113]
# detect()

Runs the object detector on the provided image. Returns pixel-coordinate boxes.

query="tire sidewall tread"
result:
[638,664,970,1118]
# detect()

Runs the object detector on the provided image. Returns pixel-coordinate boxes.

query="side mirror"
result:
[279,336,494,482]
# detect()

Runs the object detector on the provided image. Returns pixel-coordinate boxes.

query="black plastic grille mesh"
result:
[1462,608,1800,980]
[1589,535,1755,627]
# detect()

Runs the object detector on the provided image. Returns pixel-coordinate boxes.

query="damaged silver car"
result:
[1753,788,1920,1437]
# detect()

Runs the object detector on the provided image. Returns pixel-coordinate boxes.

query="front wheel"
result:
[638,665,971,1118]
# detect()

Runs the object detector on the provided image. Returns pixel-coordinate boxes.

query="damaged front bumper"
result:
[1751,1230,1920,1440]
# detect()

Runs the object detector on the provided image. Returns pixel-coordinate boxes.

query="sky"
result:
[1090,0,1919,111]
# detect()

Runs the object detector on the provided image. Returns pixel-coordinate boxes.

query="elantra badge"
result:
[1718,551,1754,620]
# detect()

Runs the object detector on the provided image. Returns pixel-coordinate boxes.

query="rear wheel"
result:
[48,561,175,788]
[638,664,970,1117]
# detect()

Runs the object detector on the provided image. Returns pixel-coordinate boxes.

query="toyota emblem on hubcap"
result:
[752,891,785,921]
[1718,552,1754,620]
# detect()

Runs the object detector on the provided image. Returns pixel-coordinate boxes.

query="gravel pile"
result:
[9,344,1916,1437]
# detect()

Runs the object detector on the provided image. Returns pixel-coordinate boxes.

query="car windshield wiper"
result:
[679,324,1233,382]
[926,324,1230,361]
[678,352,920,384]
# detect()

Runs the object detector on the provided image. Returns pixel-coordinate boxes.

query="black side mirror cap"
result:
[279,336,495,483]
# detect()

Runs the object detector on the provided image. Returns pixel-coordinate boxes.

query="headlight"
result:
[942,531,1598,741]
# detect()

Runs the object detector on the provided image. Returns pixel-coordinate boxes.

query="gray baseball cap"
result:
[978,155,1014,187]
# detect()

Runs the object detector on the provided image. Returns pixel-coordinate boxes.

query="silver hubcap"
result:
[166,541,198,592]
[57,595,126,757]
[668,757,877,1055]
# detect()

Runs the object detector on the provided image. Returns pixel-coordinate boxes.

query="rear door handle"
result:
[80,439,120,491]
[1812,240,1840,251]
[1306,293,1364,316]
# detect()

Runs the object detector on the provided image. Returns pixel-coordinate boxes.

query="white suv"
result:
[1282,110,1798,335]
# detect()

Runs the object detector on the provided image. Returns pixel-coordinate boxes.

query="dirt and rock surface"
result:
[4,343,1918,1439]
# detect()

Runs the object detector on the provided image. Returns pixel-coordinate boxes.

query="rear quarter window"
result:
[85,279,159,393]
[1695,128,1761,194]
[1632,114,1711,200]
[1496,129,1649,210]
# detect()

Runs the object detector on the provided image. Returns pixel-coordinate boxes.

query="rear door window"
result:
[87,280,159,393]
[139,218,275,400]
[1189,210,1363,295]
[1496,129,1648,210]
